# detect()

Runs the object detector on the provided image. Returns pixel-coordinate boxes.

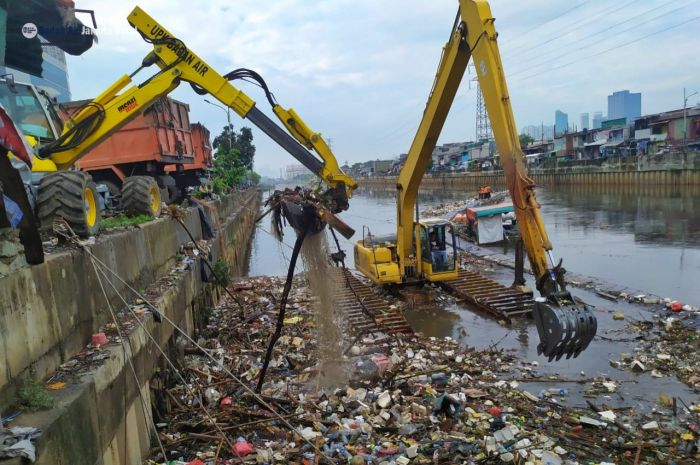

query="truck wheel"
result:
[122,176,161,217]
[37,171,102,237]
[156,175,178,204]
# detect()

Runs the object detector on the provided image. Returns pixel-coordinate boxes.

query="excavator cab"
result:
[0,77,70,176]
[354,219,458,285]
[416,219,458,281]
[0,79,60,153]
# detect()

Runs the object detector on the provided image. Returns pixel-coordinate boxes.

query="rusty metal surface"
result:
[65,97,197,171]
[329,268,413,335]
[440,269,534,320]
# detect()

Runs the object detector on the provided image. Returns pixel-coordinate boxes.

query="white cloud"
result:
[65,0,700,177]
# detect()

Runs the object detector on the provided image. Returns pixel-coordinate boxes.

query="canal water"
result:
[250,184,699,305]
[247,183,700,409]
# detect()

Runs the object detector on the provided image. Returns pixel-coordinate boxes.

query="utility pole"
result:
[683,88,698,148]
[204,98,233,150]
[541,121,544,144]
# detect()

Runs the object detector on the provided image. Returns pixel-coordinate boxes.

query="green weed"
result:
[17,379,53,411]
[102,214,152,229]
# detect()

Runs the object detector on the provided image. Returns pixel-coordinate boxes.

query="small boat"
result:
[451,194,519,244]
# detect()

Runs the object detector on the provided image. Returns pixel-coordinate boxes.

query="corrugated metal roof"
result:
[584,140,606,147]
[604,141,624,147]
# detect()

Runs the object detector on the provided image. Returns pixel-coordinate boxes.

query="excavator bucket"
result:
[533,297,597,361]
[267,187,354,239]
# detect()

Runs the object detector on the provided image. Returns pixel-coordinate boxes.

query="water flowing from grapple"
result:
[300,232,348,388]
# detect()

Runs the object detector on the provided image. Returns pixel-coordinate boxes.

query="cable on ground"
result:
[55,219,336,463]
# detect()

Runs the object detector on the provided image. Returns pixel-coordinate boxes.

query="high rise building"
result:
[543,125,555,140]
[285,164,306,179]
[607,90,641,123]
[580,113,589,131]
[522,124,555,141]
[555,110,568,136]
[592,112,604,129]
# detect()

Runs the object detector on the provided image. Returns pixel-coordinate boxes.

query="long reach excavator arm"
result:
[356,0,596,360]
[35,6,356,214]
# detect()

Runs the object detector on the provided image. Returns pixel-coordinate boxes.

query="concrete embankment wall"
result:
[360,168,700,190]
[0,189,260,465]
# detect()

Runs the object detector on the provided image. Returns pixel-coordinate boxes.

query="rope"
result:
[90,257,237,454]
[57,220,336,463]
[173,215,244,309]
[89,255,168,461]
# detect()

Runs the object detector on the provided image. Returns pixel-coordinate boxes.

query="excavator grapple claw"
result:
[533,297,597,361]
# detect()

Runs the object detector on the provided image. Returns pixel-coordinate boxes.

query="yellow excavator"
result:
[0,6,356,264]
[353,0,597,360]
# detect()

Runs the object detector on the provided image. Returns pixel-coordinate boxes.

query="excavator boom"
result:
[2,5,356,265]
[394,1,596,359]
[37,6,355,213]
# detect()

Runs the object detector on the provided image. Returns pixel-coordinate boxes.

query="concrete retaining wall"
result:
[360,168,700,190]
[0,189,260,465]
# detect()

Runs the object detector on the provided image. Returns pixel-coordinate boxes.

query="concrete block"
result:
[0,189,261,464]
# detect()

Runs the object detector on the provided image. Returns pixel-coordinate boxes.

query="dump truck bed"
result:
[64,97,196,172]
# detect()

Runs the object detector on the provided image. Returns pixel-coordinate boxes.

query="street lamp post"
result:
[204,98,233,150]
[683,88,698,148]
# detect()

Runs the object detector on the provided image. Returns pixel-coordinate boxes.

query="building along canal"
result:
[248,183,700,412]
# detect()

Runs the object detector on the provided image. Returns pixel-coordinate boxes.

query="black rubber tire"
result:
[156,175,178,204]
[122,176,161,217]
[37,171,102,238]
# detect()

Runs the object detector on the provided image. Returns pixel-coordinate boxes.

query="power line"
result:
[511,14,700,84]
[504,0,636,59]
[508,0,695,78]
[368,99,429,143]
[503,1,593,55]
[384,99,476,148]
[511,0,677,69]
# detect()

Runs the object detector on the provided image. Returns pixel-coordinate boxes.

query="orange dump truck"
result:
[166,122,213,188]
[63,97,212,211]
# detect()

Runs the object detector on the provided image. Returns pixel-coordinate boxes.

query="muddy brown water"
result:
[248,184,700,410]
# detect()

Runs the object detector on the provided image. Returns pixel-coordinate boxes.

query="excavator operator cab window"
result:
[0,81,56,142]
[421,223,456,272]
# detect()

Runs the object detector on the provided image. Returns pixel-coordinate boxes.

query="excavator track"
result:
[329,268,413,335]
[439,269,534,320]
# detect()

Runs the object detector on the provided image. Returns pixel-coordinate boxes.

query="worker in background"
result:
[478,185,492,199]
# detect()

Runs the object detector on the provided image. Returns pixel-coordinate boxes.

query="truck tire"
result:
[156,175,178,204]
[37,171,101,238]
[122,176,161,217]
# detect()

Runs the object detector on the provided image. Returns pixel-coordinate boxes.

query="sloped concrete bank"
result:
[0,189,260,465]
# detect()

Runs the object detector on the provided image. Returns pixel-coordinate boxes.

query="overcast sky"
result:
[66,0,700,177]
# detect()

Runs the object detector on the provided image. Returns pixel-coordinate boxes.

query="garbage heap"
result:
[609,314,700,389]
[149,276,700,465]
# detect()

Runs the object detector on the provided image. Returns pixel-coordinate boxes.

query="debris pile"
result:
[609,314,700,389]
[420,191,510,218]
[148,276,700,465]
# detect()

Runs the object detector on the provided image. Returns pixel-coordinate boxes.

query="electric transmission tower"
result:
[475,82,492,141]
